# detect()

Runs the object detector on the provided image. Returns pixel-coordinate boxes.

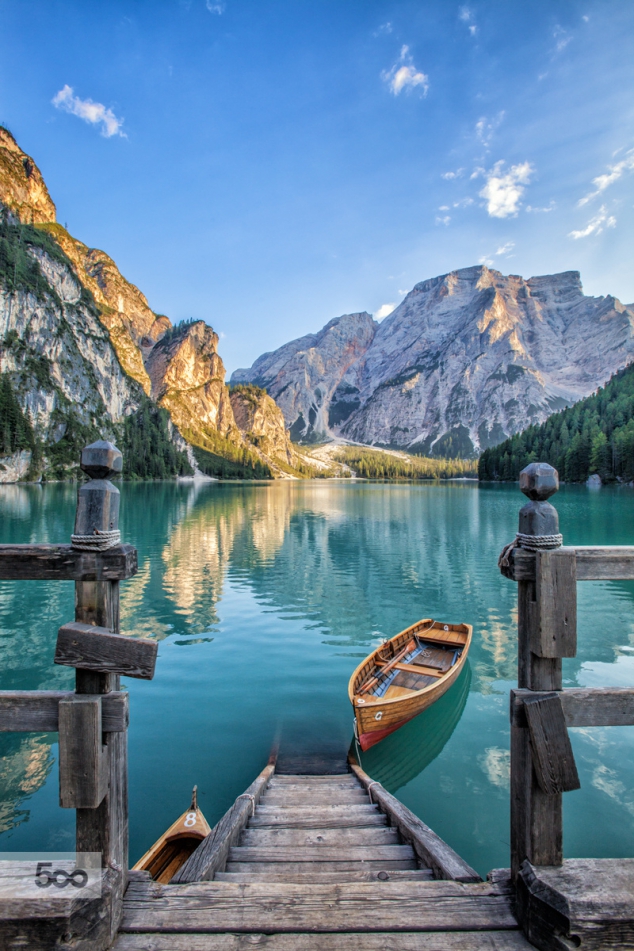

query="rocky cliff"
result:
[0,128,304,479]
[233,266,634,456]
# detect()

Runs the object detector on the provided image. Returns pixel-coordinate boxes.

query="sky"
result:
[1,0,633,374]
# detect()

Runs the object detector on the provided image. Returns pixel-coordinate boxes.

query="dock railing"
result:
[501,462,634,946]
[0,441,157,951]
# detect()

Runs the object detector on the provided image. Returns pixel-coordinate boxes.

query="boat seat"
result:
[414,643,458,672]
[391,670,437,691]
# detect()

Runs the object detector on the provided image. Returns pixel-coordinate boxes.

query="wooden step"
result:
[215,869,434,883]
[240,827,399,847]
[225,860,419,873]
[261,791,368,806]
[249,813,387,829]
[256,804,379,816]
[227,845,417,864]
[113,930,536,950]
[120,879,519,934]
[271,775,354,783]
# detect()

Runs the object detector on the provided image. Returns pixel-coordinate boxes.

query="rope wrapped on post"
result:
[498,532,563,569]
[71,529,121,552]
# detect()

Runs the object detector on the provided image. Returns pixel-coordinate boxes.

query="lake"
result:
[1,479,634,877]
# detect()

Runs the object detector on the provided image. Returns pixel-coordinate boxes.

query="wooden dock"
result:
[113,761,530,951]
[2,448,634,950]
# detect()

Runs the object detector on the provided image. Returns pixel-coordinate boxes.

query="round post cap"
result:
[80,440,123,479]
[519,462,559,500]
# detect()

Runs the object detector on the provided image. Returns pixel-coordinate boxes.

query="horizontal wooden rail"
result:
[511,687,634,728]
[0,544,137,581]
[0,690,129,732]
[505,546,634,582]
[55,622,158,679]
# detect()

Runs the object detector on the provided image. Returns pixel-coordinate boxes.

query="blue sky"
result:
[1,0,633,373]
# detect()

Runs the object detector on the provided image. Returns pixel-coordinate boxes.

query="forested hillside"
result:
[479,363,634,483]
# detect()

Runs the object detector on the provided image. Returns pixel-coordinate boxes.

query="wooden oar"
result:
[358,639,416,696]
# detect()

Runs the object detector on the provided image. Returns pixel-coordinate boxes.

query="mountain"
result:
[232,266,634,456]
[0,127,307,481]
[479,361,634,483]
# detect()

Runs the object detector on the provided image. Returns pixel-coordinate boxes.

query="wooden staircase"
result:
[113,762,533,950]
[215,772,434,884]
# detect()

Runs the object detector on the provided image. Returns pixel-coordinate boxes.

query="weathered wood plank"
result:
[517,859,634,951]
[216,869,434,882]
[270,775,356,783]
[262,791,368,805]
[0,543,137,581]
[507,546,634,582]
[0,690,128,732]
[224,860,419,873]
[172,763,275,884]
[227,845,416,863]
[58,695,108,809]
[120,880,519,933]
[249,814,387,829]
[349,761,480,883]
[534,549,577,658]
[240,827,399,847]
[55,622,158,679]
[523,694,580,795]
[511,686,634,727]
[112,929,535,950]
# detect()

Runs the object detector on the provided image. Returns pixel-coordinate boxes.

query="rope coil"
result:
[498,532,563,569]
[236,793,256,816]
[70,529,121,552]
[366,781,382,804]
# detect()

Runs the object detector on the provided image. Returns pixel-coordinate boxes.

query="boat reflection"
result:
[353,662,471,794]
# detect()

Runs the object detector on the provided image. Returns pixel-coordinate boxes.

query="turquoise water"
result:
[1,479,634,877]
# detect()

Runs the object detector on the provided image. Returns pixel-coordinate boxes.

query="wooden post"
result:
[511,463,565,879]
[72,440,128,943]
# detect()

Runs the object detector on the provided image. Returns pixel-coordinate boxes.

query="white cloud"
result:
[52,85,125,137]
[582,15,589,22]
[459,6,477,34]
[479,255,494,266]
[398,288,409,296]
[382,46,429,96]
[479,160,533,217]
[475,112,505,149]
[375,303,396,320]
[553,25,571,52]
[435,215,451,226]
[374,22,393,36]
[470,166,486,180]
[496,241,515,256]
[568,204,616,239]
[526,201,556,213]
[453,197,474,208]
[441,168,464,180]
[206,0,225,12]
[578,149,634,206]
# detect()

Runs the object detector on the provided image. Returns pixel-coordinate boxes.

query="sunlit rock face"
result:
[146,321,236,437]
[230,386,300,469]
[234,266,634,455]
[0,128,56,224]
[231,312,378,442]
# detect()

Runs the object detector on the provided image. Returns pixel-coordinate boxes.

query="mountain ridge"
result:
[232,265,634,455]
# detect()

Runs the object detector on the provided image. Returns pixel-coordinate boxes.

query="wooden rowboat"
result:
[349,618,472,751]
[132,787,211,884]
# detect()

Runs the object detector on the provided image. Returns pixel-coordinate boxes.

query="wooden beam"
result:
[113,932,535,951]
[0,690,128,732]
[512,687,634,728]
[348,760,481,883]
[119,879,518,934]
[504,546,634,582]
[55,622,158,680]
[534,550,577,658]
[58,696,109,809]
[0,544,137,581]
[522,694,580,795]
[172,761,276,883]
